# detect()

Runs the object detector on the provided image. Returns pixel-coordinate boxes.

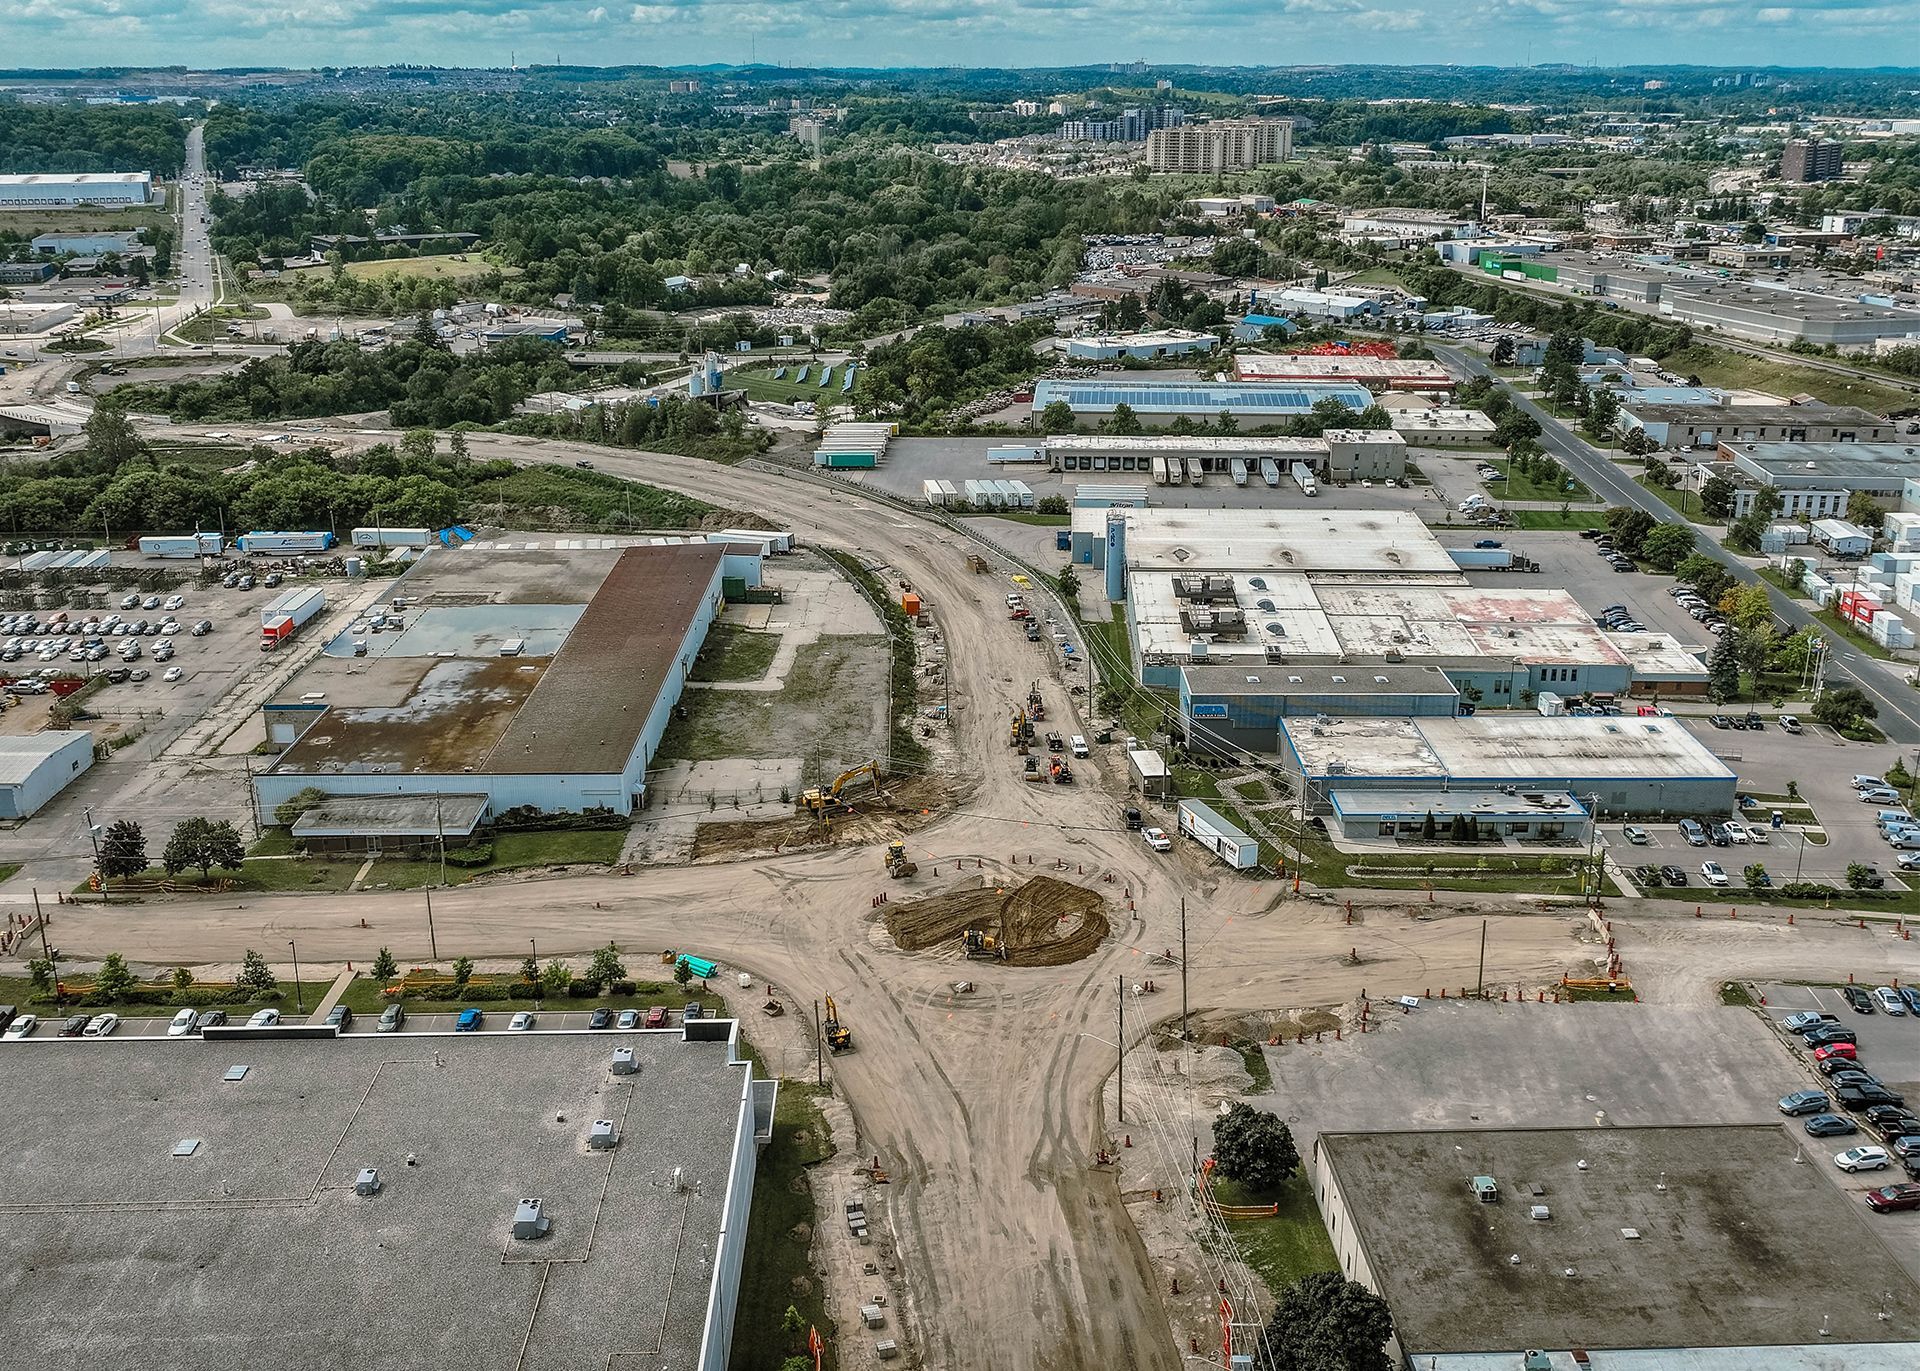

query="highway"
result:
[1435,342,1920,745]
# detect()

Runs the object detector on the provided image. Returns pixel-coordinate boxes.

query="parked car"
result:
[82,1012,119,1037]
[588,1007,613,1030]
[167,1007,198,1037]
[456,1008,484,1031]
[1780,715,1802,733]
[1877,987,1908,1016]
[1844,986,1877,1014]
[684,1002,704,1022]
[1838,1145,1893,1172]
[59,1014,91,1037]
[246,1008,281,1028]
[1867,1183,1920,1212]
[1142,826,1172,853]
[1813,1043,1859,1063]
[1805,1026,1858,1047]
[1901,987,1920,1016]
[1678,819,1707,847]
[1840,1083,1907,1109]
[325,1004,353,1032]
[193,1009,228,1033]
[1779,1090,1831,1116]
[1807,1113,1858,1137]
[377,1003,406,1033]
[617,1009,642,1029]
[1701,861,1730,887]
[508,1011,535,1032]
[1659,865,1688,886]
[644,1005,669,1028]
[1624,826,1650,845]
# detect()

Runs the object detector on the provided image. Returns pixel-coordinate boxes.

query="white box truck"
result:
[1290,461,1318,497]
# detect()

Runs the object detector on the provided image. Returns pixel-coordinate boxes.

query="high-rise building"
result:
[1145,120,1293,174]
[1060,106,1185,144]
[1780,139,1844,183]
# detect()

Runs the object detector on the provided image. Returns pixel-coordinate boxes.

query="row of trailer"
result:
[923,479,1035,509]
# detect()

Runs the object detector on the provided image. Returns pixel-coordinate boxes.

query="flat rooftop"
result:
[272,656,549,774]
[1668,280,1920,326]
[1623,401,1886,426]
[1032,378,1375,415]
[0,1031,756,1371]
[1604,630,1707,679]
[1284,714,1733,783]
[1181,662,1459,699]
[1079,505,1460,575]
[1320,1125,1920,1355]
[1328,787,1586,819]
[1044,434,1327,455]
[1730,441,1920,482]
[1232,354,1453,383]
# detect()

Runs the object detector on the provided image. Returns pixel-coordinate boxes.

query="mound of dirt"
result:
[885,874,1109,967]
[689,775,959,859]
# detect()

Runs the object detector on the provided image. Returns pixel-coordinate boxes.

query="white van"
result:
[1070,735,1089,758]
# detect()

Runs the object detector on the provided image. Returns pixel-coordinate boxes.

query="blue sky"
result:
[6,0,1920,72]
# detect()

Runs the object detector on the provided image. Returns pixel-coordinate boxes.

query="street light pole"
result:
[288,939,303,1014]
[1116,974,1125,1126]
[530,937,539,1010]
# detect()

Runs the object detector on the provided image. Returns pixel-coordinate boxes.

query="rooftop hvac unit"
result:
[588,1119,620,1151]
[1530,1204,1552,1221]
[610,1047,638,1076]
[513,1198,551,1240]
[355,1168,382,1197]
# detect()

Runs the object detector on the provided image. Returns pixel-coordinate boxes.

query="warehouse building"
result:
[1232,354,1452,392]
[31,230,145,255]
[1388,406,1499,445]
[1031,378,1374,427]
[1179,664,1459,753]
[1043,433,1325,476]
[1620,400,1891,450]
[255,541,745,820]
[0,1029,775,1371]
[1313,1126,1920,1367]
[1716,440,1920,518]
[0,171,155,208]
[1144,119,1292,173]
[0,301,79,334]
[0,731,94,819]
[1329,788,1587,840]
[1663,281,1920,351]
[1281,714,1737,817]
[1342,209,1479,240]
[1062,329,1217,361]
[0,261,57,285]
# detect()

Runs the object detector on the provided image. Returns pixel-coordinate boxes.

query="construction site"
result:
[885,873,1112,967]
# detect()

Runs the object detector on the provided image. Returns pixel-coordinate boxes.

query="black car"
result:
[1660,865,1688,886]
[1820,1055,1869,1077]
[1806,1113,1859,1137]
[1879,1121,1920,1146]
[1839,1083,1906,1109]
[1806,1026,1859,1047]
[1844,986,1877,1014]
[194,1009,228,1034]
[325,1004,353,1032]
[1867,1104,1918,1130]
[1830,1069,1884,1089]
[588,1007,613,1030]
[59,1014,91,1037]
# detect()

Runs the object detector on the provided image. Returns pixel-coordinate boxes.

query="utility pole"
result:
[1116,974,1125,1126]
[813,1001,824,1086]
[1180,898,1189,1039]
[1476,918,1487,998]
[288,939,303,1014]
[424,884,439,961]
[32,887,57,1006]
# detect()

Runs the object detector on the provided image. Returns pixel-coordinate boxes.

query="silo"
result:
[1103,511,1128,602]
[688,371,706,397]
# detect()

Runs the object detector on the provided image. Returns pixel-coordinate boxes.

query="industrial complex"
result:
[0,1029,774,1371]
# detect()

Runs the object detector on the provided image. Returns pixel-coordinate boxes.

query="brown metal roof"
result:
[484,544,722,776]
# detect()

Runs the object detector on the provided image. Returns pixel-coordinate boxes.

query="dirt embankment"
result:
[689,775,958,859]
[885,874,1110,967]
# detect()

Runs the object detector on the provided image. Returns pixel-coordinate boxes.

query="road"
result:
[1435,342,1920,744]
[90,122,218,355]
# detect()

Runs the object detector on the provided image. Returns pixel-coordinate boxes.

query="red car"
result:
[1815,1042,1860,1063]
[1867,1183,1920,1213]
[643,1005,668,1029]
[1008,608,1031,621]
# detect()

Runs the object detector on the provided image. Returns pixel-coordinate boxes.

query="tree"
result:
[587,942,626,988]
[1101,401,1143,436]
[27,958,54,993]
[1255,1272,1395,1371]
[542,959,574,995]
[1639,523,1695,571]
[1719,584,1773,630]
[1040,399,1075,434]
[99,818,147,886]
[94,952,136,1001]
[1813,684,1877,734]
[1210,1102,1300,1191]
[452,956,474,987]
[1706,628,1741,703]
[1848,862,1877,890]
[1847,489,1883,529]
[237,948,277,997]
[371,947,399,982]
[519,954,540,989]
[1698,474,1738,521]
[1057,566,1081,604]
[1622,427,1655,457]
[1602,506,1655,559]
[161,816,245,878]
[1583,387,1620,441]
[673,958,694,987]
[1675,554,1734,606]
[1421,811,1437,840]
[171,966,194,992]
[83,403,146,467]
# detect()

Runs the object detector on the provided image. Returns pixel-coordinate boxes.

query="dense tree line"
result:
[0,101,187,176]
[853,322,1050,425]
[113,335,579,428]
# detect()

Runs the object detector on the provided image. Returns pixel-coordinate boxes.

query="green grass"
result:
[1232,1039,1274,1095]
[1720,980,1757,1007]
[359,829,626,891]
[1213,1173,1339,1294]
[467,465,725,529]
[729,1076,839,1371]
[1758,567,1811,600]
[733,364,848,405]
[1488,458,1595,504]
[87,858,356,896]
[690,624,782,683]
[0,974,341,1017]
[1172,766,1226,803]
[1633,475,1705,522]
[0,863,19,885]
[1507,509,1609,531]
[172,305,269,343]
[1565,983,1637,1002]
[1662,344,1919,413]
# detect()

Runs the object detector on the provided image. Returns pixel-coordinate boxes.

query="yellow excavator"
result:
[823,995,853,1053]
[798,761,882,818]
[885,840,918,879]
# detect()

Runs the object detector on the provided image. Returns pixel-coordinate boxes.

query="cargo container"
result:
[1184,457,1205,485]
[817,451,877,470]
[714,526,795,553]
[902,592,922,617]
[1005,479,1036,509]
[1176,799,1259,870]
[1230,458,1249,488]
[236,530,335,554]
[137,533,223,558]
[1055,529,1071,551]
[1152,457,1170,486]
[260,615,295,649]
[1447,547,1514,570]
[349,527,432,549]
[1290,461,1318,497]
[1260,458,1280,487]
[923,480,948,506]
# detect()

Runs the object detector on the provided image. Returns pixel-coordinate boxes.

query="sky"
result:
[6,0,1920,73]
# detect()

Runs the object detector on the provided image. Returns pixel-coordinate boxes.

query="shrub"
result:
[442,841,495,868]
[611,979,637,996]
[567,980,596,999]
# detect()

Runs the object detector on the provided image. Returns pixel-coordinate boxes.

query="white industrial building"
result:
[0,301,78,335]
[0,172,155,208]
[1232,354,1451,392]
[1388,407,1499,445]
[1063,329,1217,361]
[0,731,94,819]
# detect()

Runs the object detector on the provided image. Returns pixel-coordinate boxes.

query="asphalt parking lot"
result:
[1759,983,1920,1094]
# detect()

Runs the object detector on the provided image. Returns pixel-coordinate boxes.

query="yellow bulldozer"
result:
[823,995,853,1053]
[798,761,882,818]
[963,928,1008,961]
[885,840,918,879]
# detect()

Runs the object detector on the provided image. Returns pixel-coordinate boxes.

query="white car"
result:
[1898,852,1920,872]
[166,1007,198,1037]
[1701,861,1730,887]
[163,595,185,611]
[1744,824,1770,844]
[508,1011,536,1032]
[1876,987,1908,1016]
[1723,825,1748,845]
[1837,1146,1892,1172]
[1623,826,1649,845]
[163,667,183,683]
[82,1012,120,1037]
[3,1013,38,1039]
[1142,826,1172,853]
[247,1008,281,1027]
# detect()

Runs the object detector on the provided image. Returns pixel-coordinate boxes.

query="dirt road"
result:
[33,432,1920,1371]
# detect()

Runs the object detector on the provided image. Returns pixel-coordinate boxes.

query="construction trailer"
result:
[1177,798,1259,870]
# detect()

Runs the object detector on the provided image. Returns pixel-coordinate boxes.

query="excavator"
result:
[963,928,1008,961]
[797,761,882,818]
[823,996,853,1053]
[885,840,918,879]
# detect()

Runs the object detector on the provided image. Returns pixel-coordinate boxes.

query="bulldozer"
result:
[823,995,853,1053]
[885,840,918,879]
[798,761,882,818]
[963,928,1008,961]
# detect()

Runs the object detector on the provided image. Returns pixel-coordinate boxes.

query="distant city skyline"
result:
[6,1,1919,74]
